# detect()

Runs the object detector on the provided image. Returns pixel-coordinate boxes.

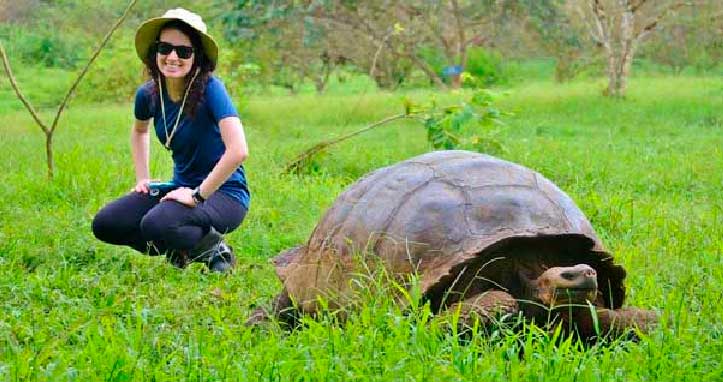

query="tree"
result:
[576,0,697,97]
[316,0,503,89]
[511,0,592,82]
[641,0,723,74]
[220,1,343,93]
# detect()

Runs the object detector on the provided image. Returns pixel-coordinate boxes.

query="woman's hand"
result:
[161,187,196,207]
[133,179,153,194]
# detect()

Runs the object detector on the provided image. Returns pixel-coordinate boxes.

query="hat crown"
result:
[162,8,207,33]
[135,8,218,65]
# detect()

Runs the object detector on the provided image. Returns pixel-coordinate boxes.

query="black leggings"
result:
[92,191,247,255]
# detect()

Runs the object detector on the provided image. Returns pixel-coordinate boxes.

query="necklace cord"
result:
[158,67,201,150]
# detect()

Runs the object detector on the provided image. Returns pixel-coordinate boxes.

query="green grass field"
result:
[1,76,722,381]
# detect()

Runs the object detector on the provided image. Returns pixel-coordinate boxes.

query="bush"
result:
[464,47,508,86]
[0,24,86,69]
[76,33,146,104]
[415,46,511,87]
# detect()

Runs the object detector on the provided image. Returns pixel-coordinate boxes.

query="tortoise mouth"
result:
[542,287,598,306]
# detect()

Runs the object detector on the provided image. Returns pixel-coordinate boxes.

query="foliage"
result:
[318,0,504,89]
[286,81,509,173]
[0,23,86,69]
[418,46,508,87]
[76,32,146,103]
[508,0,593,83]
[640,0,723,74]
[464,48,508,86]
[409,85,507,154]
[0,65,74,112]
[220,1,341,93]
[2,0,721,96]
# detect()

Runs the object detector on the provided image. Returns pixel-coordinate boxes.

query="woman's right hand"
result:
[133,179,152,194]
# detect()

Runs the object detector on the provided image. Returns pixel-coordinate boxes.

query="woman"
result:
[92,8,249,273]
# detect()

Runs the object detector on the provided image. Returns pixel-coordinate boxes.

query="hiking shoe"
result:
[167,250,190,268]
[208,242,236,273]
[186,228,224,264]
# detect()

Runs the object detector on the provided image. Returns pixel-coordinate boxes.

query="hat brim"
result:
[135,17,218,65]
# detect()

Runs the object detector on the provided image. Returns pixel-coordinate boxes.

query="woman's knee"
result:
[91,212,108,241]
[92,192,155,242]
[139,212,172,241]
[92,209,125,243]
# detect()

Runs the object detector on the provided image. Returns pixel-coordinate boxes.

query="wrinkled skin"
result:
[441,263,658,341]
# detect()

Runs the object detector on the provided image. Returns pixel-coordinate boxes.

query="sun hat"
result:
[135,8,218,65]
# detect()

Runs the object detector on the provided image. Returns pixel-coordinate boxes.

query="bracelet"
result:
[191,186,206,205]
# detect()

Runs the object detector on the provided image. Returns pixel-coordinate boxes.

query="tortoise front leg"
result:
[245,288,300,329]
[594,307,658,339]
[441,290,520,332]
[564,306,658,342]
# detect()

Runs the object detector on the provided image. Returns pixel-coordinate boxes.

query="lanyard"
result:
[158,68,200,150]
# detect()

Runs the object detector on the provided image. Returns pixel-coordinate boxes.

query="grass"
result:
[0,75,722,381]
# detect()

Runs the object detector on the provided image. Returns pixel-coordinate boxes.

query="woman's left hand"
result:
[161,187,197,207]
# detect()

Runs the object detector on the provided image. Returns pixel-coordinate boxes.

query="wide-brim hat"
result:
[135,8,218,65]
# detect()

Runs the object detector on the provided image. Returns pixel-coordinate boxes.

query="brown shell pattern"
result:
[275,150,626,313]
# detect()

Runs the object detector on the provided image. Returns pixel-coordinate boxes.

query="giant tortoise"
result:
[250,150,657,340]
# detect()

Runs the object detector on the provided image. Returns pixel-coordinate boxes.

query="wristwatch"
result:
[191,186,206,205]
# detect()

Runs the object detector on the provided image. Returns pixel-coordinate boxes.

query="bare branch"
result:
[320,8,446,88]
[464,33,489,49]
[0,43,49,133]
[369,27,394,78]
[574,3,604,46]
[630,0,649,13]
[636,1,694,41]
[589,0,611,49]
[50,0,139,134]
[285,114,409,173]
[451,0,466,61]
[400,3,453,60]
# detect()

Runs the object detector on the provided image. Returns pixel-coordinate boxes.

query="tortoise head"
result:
[533,264,598,306]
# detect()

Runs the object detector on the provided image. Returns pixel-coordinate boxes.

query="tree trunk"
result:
[554,52,582,83]
[314,64,332,94]
[450,0,466,89]
[45,132,54,180]
[616,0,635,97]
[618,43,636,97]
[408,53,447,89]
[450,74,462,88]
[605,47,619,96]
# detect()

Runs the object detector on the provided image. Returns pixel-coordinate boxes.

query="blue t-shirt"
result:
[134,76,250,209]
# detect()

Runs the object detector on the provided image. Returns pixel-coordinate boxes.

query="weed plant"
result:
[0,76,721,381]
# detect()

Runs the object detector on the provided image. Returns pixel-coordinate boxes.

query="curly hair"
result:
[144,20,216,118]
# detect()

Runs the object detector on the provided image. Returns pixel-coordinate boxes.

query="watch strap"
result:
[192,187,206,205]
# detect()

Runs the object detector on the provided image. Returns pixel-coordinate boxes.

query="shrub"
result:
[0,24,86,69]
[464,47,507,86]
[77,33,146,104]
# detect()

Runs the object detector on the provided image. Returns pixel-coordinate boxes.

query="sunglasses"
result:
[155,41,194,59]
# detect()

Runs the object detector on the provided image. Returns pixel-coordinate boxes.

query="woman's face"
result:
[156,28,195,80]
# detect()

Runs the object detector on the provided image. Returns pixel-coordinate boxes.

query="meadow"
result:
[0,75,722,381]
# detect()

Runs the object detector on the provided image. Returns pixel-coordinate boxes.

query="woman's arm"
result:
[198,116,249,197]
[131,118,152,193]
[161,116,248,205]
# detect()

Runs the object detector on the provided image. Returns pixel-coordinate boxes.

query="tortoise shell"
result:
[274,150,626,314]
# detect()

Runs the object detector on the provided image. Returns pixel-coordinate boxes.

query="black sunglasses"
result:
[155,41,194,59]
